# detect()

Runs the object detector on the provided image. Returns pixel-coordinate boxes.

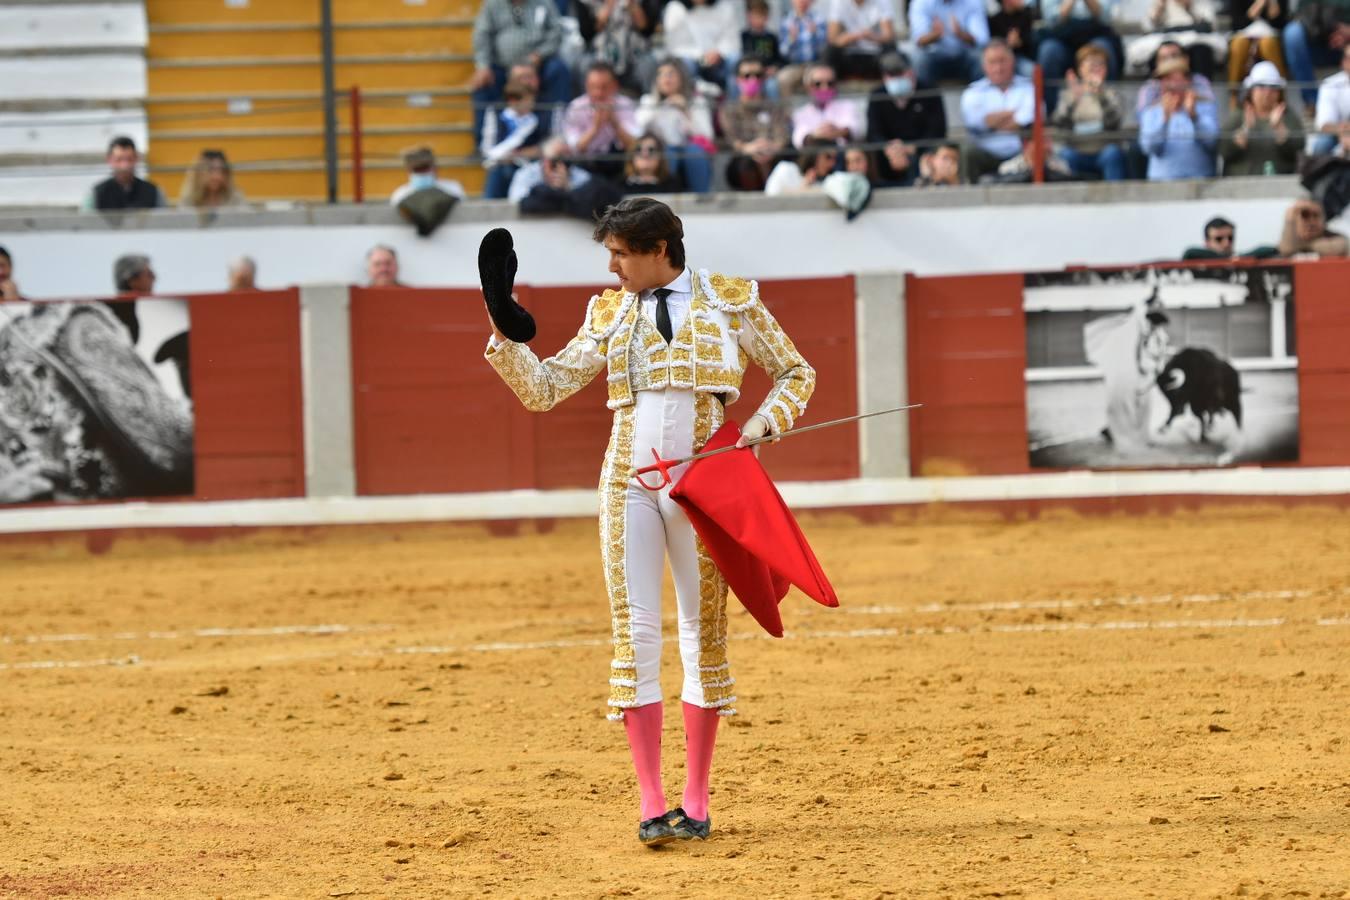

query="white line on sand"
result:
[848,587,1344,617]
[18,616,1327,672]
[0,623,396,646]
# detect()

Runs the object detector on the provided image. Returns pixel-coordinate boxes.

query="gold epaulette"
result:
[583,288,635,341]
[698,270,758,312]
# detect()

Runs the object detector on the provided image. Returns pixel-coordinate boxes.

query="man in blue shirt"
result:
[907,0,989,85]
[1138,57,1218,180]
[960,40,1039,179]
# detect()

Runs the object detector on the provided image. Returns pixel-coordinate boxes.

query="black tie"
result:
[653,287,674,343]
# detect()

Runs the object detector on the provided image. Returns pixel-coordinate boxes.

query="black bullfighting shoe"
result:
[638,815,677,847]
[477,227,536,343]
[666,807,711,841]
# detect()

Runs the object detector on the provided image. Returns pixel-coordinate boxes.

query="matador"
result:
[482,198,816,846]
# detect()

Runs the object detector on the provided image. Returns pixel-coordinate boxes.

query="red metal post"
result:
[350,85,365,203]
[1031,65,1045,185]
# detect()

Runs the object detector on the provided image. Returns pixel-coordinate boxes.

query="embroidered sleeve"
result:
[738,289,816,434]
[485,326,606,412]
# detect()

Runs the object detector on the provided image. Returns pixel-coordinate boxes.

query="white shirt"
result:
[961,75,1038,160]
[640,267,693,338]
[827,0,893,54]
[1315,70,1350,132]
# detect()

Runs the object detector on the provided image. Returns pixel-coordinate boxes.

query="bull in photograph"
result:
[1156,347,1243,443]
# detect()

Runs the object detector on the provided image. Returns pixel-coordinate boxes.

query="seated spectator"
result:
[0,245,22,302]
[1129,0,1224,80]
[1136,40,1216,114]
[366,245,405,288]
[777,0,830,97]
[561,62,639,180]
[110,254,154,341]
[469,0,571,144]
[179,149,246,210]
[741,0,786,97]
[1052,44,1126,181]
[908,0,988,86]
[1037,0,1123,110]
[0,246,18,301]
[866,50,948,185]
[388,147,463,236]
[621,134,685,193]
[1278,197,1350,256]
[792,63,863,147]
[85,136,165,211]
[1313,46,1350,155]
[228,256,258,291]
[636,60,715,192]
[765,137,840,194]
[575,0,661,93]
[1139,57,1219,180]
[826,0,898,80]
[508,136,594,202]
[988,0,1038,76]
[482,80,545,199]
[915,141,964,185]
[662,0,741,91]
[1228,0,1288,89]
[721,58,794,189]
[844,144,878,182]
[1221,61,1302,175]
[1182,216,1237,258]
[1282,0,1350,107]
[961,41,1039,180]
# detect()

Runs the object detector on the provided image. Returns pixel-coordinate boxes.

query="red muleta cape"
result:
[669,421,839,637]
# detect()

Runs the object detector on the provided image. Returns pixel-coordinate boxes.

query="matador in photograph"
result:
[480,198,816,847]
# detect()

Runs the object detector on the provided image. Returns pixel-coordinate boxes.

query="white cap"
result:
[1244,61,1286,89]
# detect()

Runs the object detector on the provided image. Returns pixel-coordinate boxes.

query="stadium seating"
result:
[0,3,149,207]
[143,0,482,203]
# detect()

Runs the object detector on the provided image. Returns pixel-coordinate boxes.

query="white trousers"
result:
[603,388,734,717]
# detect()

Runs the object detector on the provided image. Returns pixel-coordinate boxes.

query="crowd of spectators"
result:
[464,0,1350,201]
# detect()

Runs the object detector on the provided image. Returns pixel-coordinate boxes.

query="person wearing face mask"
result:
[390,146,467,206]
[636,60,715,193]
[865,51,948,185]
[720,59,793,190]
[791,63,862,148]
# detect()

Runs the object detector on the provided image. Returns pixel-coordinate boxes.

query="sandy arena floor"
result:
[1,505,1348,899]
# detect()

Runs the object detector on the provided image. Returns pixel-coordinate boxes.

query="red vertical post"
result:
[350,85,365,203]
[1031,65,1046,185]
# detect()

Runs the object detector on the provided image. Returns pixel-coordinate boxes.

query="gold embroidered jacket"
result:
[485,269,815,434]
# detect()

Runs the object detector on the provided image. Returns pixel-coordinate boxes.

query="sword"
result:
[631,404,923,491]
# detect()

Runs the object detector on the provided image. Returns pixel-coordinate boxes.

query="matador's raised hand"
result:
[477,228,537,343]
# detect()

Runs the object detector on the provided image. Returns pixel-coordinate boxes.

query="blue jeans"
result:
[1038,35,1120,110]
[483,162,518,199]
[1058,143,1125,181]
[670,143,713,193]
[912,45,982,87]
[472,56,572,147]
[1311,132,1338,155]
[1282,20,1342,106]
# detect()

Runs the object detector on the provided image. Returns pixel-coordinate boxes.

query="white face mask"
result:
[884,76,914,97]
[410,171,438,190]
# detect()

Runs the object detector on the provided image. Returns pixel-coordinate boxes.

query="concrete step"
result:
[145,0,478,26]
[0,3,147,52]
[0,108,148,157]
[148,20,474,59]
[147,54,474,94]
[2,53,146,101]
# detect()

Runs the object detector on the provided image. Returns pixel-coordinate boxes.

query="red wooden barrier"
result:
[349,276,859,496]
[907,260,1350,476]
[189,289,306,499]
[906,272,1028,476]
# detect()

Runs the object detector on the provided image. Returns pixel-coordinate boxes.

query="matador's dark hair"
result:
[592,197,686,269]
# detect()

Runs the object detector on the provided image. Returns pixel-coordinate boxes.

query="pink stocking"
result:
[623,701,666,820]
[681,701,720,821]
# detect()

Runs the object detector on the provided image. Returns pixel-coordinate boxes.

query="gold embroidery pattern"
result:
[740,299,815,434]
[600,406,638,720]
[486,327,607,413]
[691,392,736,714]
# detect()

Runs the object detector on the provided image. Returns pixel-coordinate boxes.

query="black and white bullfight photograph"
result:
[1025,265,1298,469]
[0,297,194,504]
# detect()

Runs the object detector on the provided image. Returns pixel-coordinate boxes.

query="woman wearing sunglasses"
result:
[622,134,685,194]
